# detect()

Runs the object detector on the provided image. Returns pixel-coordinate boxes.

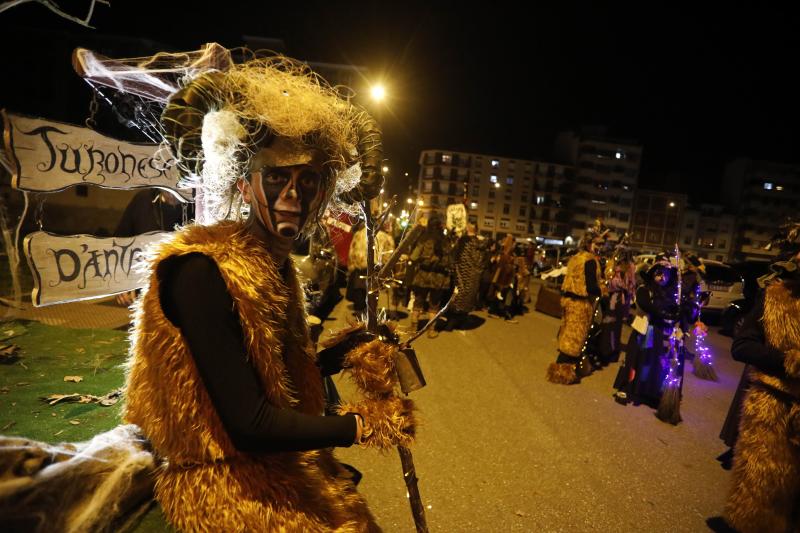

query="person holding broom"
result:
[613,254,683,415]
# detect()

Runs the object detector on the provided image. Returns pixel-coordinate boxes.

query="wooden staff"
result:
[363,205,429,533]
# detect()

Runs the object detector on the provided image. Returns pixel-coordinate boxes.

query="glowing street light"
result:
[370,84,386,102]
[417,199,424,206]
[407,198,414,204]
[668,201,676,207]
[382,165,389,173]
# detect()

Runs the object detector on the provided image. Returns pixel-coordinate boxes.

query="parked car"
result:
[718,260,771,336]
[701,260,744,313]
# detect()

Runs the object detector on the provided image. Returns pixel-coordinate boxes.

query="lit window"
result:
[536,195,545,205]
[775,185,784,191]
[470,202,478,209]
[442,154,452,164]
[764,182,773,190]
[615,150,626,159]
[506,177,514,185]
[491,159,500,168]
[490,175,498,183]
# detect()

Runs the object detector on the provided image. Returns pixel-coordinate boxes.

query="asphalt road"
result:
[327,282,739,532]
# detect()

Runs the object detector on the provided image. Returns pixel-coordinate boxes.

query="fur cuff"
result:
[344,339,399,395]
[338,396,417,450]
[785,349,800,379]
[546,362,579,385]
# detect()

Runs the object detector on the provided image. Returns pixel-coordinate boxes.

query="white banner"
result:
[2,111,191,200]
[24,231,170,307]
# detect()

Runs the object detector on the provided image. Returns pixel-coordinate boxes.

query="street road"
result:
[329,282,738,532]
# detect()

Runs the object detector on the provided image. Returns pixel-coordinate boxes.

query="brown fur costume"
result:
[337,339,417,449]
[725,281,800,533]
[125,221,387,532]
[547,251,598,384]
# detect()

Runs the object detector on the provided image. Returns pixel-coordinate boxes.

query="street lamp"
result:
[382,165,389,173]
[370,84,386,102]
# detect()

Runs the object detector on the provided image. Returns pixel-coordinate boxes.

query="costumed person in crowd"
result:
[546,225,606,384]
[679,253,716,379]
[487,234,518,321]
[511,243,532,315]
[345,220,368,315]
[445,222,484,330]
[124,54,416,532]
[408,213,450,337]
[598,235,636,366]
[476,237,497,310]
[612,255,681,408]
[723,222,800,533]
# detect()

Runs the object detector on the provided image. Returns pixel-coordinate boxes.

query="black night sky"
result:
[2,2,798,202]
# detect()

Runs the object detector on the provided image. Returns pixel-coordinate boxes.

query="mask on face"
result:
[250,165,323,238]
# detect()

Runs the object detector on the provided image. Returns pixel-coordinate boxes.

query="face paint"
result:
[250,164,324,239]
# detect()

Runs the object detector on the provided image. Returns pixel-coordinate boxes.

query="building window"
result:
[506,177,514,185]
[441,153,452,164]
[764,182,773,190]
[483,218,494,227]
[535,195,545,205]
[422,182,432,193]
[516,223,526,232]
[499,220,510,229]
[489,190,495,199]
[470,202,478,209]
[615,149,626,159]
[491,159,500,168]
[424,167,434,178]
[519,206,526,217]
[503,204,510,215]
[490,175,498,183]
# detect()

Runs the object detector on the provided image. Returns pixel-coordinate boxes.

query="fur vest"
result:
[756,281,800,400]
[124,221,377,532]
[561,251,600,298]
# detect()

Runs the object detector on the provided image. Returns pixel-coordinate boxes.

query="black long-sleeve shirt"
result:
[158,252,357,453]
[731,294,786,378]
[585,260,601,297]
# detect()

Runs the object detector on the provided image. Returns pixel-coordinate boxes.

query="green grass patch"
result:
[0,319,128,443]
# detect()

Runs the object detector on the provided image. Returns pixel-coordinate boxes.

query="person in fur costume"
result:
[724,228,800,533]
[408,213,451,337]
[123,53,416,532]
[546,223,607,384]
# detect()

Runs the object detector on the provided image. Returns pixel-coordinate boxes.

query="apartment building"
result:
[416,150,575,241]
[628,189,687,252]
[679,204,736,262]
[723,158,800,260]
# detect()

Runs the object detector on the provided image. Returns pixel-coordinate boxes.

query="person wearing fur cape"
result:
[123,54,416,532]
[546,224,607,384]
[724,232,800,533]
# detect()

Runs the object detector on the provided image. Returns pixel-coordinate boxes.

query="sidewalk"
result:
[1,296,133,330]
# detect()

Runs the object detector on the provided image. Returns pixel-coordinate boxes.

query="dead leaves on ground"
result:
[41,388,123,407]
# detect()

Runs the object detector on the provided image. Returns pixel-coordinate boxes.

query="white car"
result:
[632,255,743,313]
[700,260,744,313]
